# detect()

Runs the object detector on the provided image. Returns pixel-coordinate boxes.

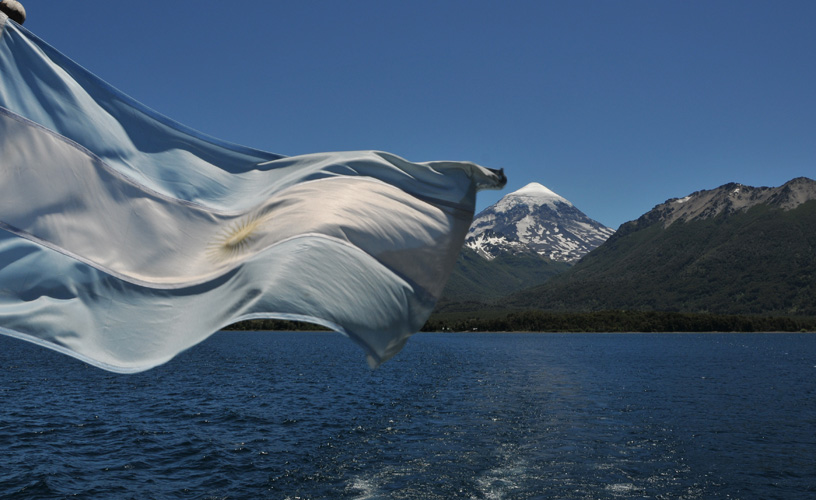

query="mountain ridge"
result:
[628,176,816,230]
[501,177,816,316]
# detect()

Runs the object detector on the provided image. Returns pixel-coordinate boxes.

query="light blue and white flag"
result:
[0,14,505,372]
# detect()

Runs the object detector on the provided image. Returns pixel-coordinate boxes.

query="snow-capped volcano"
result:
[466,182,615,263]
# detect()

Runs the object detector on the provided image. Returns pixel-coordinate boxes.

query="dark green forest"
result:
[423,309,816,333]
[503,200,816,316]
[224,310,816,334]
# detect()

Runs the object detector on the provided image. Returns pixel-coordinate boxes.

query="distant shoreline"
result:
[223,310,816,334]
[420,330,816,334]
[423,309,816,333]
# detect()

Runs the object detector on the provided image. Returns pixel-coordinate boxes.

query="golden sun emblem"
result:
[207,214,266,262]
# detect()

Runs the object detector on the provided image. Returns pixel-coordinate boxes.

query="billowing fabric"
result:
[0,15,505,372]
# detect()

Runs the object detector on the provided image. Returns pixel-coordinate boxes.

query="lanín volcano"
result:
[466,182,615,264]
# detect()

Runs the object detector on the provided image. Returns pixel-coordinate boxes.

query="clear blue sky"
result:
[22,0,816,229]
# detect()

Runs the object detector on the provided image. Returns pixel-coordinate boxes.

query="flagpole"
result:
[0,0,25,24]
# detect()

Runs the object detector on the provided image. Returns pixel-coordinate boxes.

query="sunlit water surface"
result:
[1,332,815,499]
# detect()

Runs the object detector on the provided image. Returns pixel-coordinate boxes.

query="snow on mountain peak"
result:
[494,182,572,213]
[515,182,562,198]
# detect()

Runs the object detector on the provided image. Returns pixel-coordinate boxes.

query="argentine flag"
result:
[0,14,505,372]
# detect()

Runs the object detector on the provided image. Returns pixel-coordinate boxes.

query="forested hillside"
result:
[503,198,816,316]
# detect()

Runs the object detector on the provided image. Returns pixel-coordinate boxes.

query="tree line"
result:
[422,309,816,333]
[223,310,816,333]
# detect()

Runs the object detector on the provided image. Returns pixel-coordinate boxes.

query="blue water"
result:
[1,332,815,499]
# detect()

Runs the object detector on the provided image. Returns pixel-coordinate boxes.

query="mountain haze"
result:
[439,247,569,305]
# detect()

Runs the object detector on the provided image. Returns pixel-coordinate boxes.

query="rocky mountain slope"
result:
[633,176,816,228]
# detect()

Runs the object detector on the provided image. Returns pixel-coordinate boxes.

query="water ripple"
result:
[1,332,816,498]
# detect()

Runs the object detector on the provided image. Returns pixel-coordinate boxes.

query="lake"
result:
[1,332,814,499]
